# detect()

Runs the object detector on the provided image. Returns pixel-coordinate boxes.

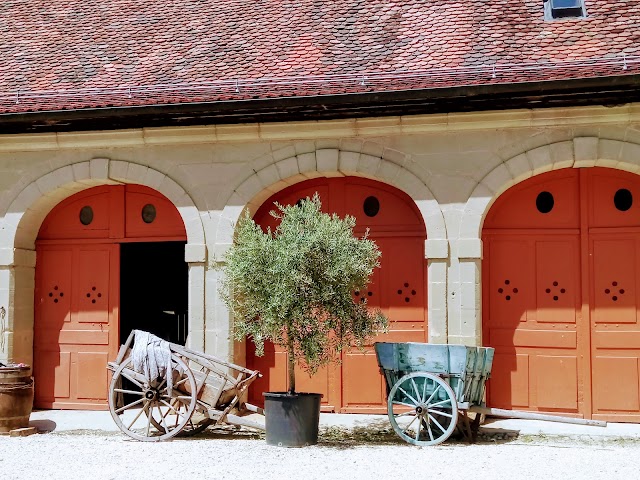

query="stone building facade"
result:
[2,104,640,415]
[2,0,640,418]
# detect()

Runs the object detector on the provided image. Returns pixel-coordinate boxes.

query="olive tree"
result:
[220,194,388,393]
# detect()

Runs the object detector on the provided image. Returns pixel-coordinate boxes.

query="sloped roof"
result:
[1,0,639,114]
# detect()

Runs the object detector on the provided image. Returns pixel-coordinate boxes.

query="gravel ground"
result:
[2,427,640,480]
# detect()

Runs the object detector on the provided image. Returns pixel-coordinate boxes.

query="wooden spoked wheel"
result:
[151,401,213,437]
[108,355,197,441]
[387,372,458,446]
[149,361,214,436]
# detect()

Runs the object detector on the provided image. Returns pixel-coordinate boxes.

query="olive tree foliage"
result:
[220,194,388,393]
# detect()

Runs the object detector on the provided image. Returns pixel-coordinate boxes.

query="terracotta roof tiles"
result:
[0,0,639,113]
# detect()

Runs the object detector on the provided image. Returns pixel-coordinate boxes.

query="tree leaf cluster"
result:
[220,194,388,376]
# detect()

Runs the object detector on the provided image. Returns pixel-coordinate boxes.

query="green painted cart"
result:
[374,342,494,446]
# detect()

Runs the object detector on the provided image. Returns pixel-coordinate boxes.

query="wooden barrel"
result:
[0,365,34,432]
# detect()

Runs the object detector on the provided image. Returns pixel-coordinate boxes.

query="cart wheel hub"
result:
[144,390,156,400]
[415,406,424,414]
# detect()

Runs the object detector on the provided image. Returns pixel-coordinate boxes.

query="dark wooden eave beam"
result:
[1,75,639,134]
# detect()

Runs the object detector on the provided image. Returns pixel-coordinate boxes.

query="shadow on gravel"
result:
[185,427,264,441]
[29,419,57,433]
[315,422,522,449]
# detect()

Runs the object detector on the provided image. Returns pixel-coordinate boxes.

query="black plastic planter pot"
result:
[263,392,322,447]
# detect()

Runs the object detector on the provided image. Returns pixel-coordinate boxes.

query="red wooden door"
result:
[483,167,640,421]
[248,177,427,413]
[588,168,640,421]
[34,244,119,409]
[34,185,186,409]
[589,234,640,420]
[484,235,583,413]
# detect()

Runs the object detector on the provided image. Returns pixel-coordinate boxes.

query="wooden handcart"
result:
[107,331,265,441]
[375,342,494,446]
[375,342,606,447]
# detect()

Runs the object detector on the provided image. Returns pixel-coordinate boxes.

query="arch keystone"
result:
[573,137,599,167]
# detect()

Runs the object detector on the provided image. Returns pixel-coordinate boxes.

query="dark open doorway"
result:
[120,242,188,345]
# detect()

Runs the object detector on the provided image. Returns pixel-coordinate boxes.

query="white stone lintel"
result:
[456,239,483,259]
[185,244,207,264]
[425,239,449,259]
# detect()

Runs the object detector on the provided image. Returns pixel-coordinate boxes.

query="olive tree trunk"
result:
[287,339,296,394]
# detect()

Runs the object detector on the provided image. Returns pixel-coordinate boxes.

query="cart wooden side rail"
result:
[374,342,606,447]
[107,330,265,441]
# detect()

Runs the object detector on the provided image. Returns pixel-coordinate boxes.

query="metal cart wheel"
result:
[108,355,197,442]
[387,372,458,446]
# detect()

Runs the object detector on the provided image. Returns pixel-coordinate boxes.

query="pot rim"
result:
[263,391,323,399]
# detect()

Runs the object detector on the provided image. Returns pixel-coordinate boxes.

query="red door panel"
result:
[485,235,581,413]
[34,245,118,408]
[588,170,640,228]
[534,240,579,324]
[33,351,71,403]
[592,356,640,413]
[37,187,113,240]
[342,351,385,408]
[487,238,533,329]
[483,169,580,230]
[250,177,426,413]
[484,167,640,421]
[35,244,119,409]
[591,238,637,325]
[247,342,288,405]
[590,234,640,420]
[75,248,111,324]
[379,237,426,325]
[38,185,186,243]
[533,355,578,410]
[76,352,110,400]
[125,185,186,238]
[489,352,530,409]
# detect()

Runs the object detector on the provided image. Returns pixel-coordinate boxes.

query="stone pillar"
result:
[448,239,483,346]
[425,239,448,344]
[0,267,10,364]
[205,257,234,362]
[0,248,37,365]
[185,243,207,352]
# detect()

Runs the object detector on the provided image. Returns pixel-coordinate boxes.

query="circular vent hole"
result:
[536,191,554,214]
[614,188,633,212]
[142,204,157,224]
[79,206,94,225]
[363,196,380,217]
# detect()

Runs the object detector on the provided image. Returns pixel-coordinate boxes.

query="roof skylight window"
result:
[544,0,586,20]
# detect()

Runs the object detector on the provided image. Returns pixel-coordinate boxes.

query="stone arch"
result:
[0,158,205,255]
[0,158,207,363]
[445,138,640,347]
[213,148,449,346]
[215,148,448,259]
[459,138,640,251]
